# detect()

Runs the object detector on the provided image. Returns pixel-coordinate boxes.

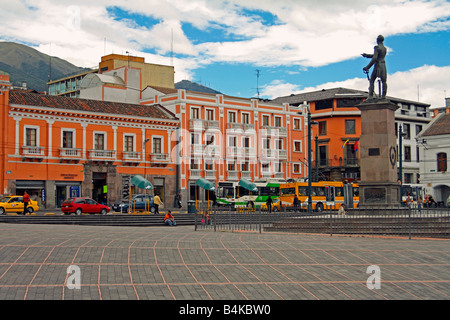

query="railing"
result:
[59,148,81,158]
[123,151,141,161]
[22,146,45,156]
[194,204,450,239]
[150,153,170,162]
[88,149,116,160]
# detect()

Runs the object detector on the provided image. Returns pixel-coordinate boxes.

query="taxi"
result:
[260,198,281,211]
[0,195,39,214]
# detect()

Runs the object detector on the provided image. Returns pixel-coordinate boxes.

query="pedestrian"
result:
[266,196,273,213]
[153,193,163,214]
[22,191,30,215]
[293,195,300,211]
[176,192,182,208]
[202,211,210,225]
[417,196,422,213]
[406,195,411,208]
[164,210,176,226]
[338,203,346,215]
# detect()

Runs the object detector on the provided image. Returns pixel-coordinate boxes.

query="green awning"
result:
[238,179,258,192]
[131,175,154,190]
[195,178,216,191]
[266,183,280,188]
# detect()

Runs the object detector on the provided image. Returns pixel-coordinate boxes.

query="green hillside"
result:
[0,42,88,92]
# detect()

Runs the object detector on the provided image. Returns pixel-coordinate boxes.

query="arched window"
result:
[437,153,447,172]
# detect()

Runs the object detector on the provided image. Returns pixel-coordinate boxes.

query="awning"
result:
[238,179,258,192]
[131,175,154,190]
[195,178,216,191]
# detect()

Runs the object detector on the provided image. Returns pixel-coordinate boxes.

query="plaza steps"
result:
[0,213,196,227]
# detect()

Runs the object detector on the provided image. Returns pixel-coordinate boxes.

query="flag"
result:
[353,141,359,152]
[342,139,349,149]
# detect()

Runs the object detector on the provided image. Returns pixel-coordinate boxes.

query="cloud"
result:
[264,65,450,108]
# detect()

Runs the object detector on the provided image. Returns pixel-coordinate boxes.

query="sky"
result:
[0,0,449,107]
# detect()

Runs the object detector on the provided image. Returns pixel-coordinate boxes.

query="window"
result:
[263,138,270,149]
[315,99,333,110]
[228,136,237,147]
[191,107,199,119]
[319,121,327,135]
[242,161,249,171]
[228,161,236,171]
[275,162,282,173]
[190,159,199,169]
[403,124,411,140]
[293,118,301,130]
[437,153,447,172]
[228,111,236,123]
[242,113,249,124]
[404,146,411,162]
[416,125,422,136]
[205,134,214,145]
[205,161,214,170]
[94,133,105,150]
[242,137,250,148]
[319,145,328,166]
[62,130,74,148]
[124,135,134,152]
[345,120,356,134]
[191,133,200,145]
[152,137,162,154]
[206,109,214,121]
[262,115,269,126]
[294,141,302,152]
[275,116,282,127]
[293,163,301,174]
[25,128,37,146]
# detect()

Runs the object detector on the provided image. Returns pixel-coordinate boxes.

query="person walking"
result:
[164,210,176,226]
[22,191,30,215]
[153,193,163,214]
[175,192,182,208]
[266,196,273,213]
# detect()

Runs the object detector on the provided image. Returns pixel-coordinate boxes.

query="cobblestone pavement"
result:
[0,223,449,300]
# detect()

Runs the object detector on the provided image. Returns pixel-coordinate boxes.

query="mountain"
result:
[0,42,88,92]
[175,80,221,94]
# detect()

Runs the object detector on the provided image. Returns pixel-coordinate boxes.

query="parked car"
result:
[61,197,110,215]
[0,195,39,214]
[112,194,156,213]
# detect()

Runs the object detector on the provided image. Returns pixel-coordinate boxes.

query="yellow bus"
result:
[279,181,359,212]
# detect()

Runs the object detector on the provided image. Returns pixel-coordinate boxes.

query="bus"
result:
[279,181,359,212]
[217,181,280,208]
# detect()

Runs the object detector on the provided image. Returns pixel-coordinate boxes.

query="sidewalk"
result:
[0,222,448,300]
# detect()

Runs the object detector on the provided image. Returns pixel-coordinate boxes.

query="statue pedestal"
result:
[357,99,400,208]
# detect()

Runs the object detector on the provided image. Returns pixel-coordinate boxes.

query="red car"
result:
[61,197,110,215]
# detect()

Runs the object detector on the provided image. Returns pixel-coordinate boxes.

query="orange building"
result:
[141,87,307,201]
[272,87,432,183]
[0,75,179,209]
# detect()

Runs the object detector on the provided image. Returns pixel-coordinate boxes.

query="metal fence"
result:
[194,204,450,239]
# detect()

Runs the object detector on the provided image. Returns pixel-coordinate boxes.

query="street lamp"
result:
[300,102,317,213]
[398,125,407,206]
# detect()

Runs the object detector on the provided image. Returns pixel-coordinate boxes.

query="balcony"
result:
[22,146,45,161]
[189,169,202,179]
[150,153,170,166]
[122,151,141,165]
[59,148,81,163]
[190,119,220,131]
[205,170,217,179]
[227,171,239,181]
[314,157,360,168]
[260,126,287,137]
[261,149,287,160]
[226,147,256,159]
[88,149,116,163]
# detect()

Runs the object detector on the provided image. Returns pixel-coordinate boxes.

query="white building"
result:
[417,112,450,204]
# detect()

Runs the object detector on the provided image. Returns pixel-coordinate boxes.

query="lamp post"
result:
[398,125,407,206]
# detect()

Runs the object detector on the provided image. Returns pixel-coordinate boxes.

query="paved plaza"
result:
[0,222,449,300]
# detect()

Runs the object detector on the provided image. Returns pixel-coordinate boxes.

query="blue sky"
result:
[0,0,449,107]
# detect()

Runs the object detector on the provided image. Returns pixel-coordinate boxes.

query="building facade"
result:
[0,75,179,209]
[272,88,433,184]
[140,87,307,201]
[417,112,450,204]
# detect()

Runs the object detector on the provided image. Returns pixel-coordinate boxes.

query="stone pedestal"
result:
[357,99,400,208]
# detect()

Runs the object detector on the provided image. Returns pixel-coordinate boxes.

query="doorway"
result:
[92,172,107,204]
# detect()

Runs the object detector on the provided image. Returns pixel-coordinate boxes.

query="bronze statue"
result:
[362,35,387,99]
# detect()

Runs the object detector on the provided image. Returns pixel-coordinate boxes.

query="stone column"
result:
[356,99,400,208]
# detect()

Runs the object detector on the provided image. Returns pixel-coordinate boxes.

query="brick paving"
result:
[0,223,449,300]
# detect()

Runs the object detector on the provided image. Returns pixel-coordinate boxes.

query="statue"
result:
[362,35,387,99]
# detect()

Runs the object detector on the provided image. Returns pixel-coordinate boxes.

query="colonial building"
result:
[272,87,433,184]
[140,87,307,201]
[0,74,179,209]
[417,112,450,204]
